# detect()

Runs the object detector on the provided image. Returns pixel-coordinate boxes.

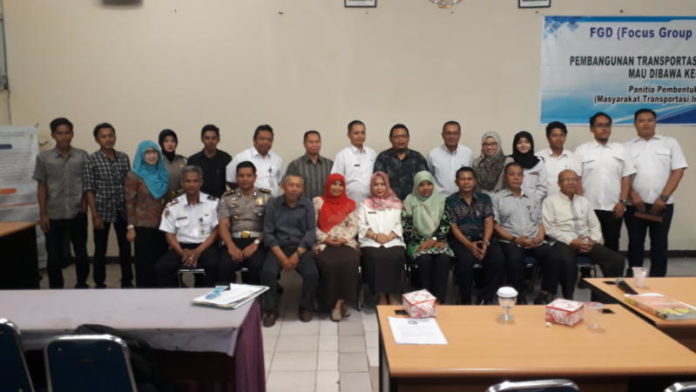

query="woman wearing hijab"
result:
[313,173,360,322]
[358,172,406,305]
[511,131,548,203]
[158,129,187,201]
[402,171,453,303]
[126,140,169,287]
[473,131,513,195]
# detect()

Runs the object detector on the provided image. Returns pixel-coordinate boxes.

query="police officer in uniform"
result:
[156,165,220,287]
[218,161,271,284]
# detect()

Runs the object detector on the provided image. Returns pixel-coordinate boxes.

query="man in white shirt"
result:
[542,169,624,299]
[330,120,376,205]
[426,121,473,197]
[624,108,688,277]
[574,112,635,253]
[536,121,582,196]
[226,124,283,196]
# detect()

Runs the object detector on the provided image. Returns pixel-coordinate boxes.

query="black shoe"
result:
[299,307,314,323]
[121,282,134,289]
[577,267,591,289]
[534,292,554,305]
[75,283,89,289]
[263,309,279,327]
[95,283,107,289]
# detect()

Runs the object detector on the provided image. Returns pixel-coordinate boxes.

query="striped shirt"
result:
[285,154,334,200]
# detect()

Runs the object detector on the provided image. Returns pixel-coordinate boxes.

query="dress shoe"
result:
[263,309,279,327]
[299,307,314,323]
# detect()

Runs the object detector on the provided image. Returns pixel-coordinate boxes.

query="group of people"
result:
[33,109,686,327]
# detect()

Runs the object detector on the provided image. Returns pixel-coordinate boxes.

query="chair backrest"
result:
[665,382,696,392]
[45,334,137,392]
[0,318,35,392]
[486,379,579,392]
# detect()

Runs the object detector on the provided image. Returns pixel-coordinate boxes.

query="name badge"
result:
[353,164,361,167]
[176,216,187,221]
[368,211,377,214]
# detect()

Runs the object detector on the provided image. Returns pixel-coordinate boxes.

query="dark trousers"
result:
[45,213,89,288]
[499,242,561,296]
[134,228,167,288]
[594,209,622,252]
[553,241,624,299]
[92,213,132,287]
[451,240,504,304]
[155,244,220,287]
[414,254,451,303]
[218,238,265,285]
[260,247,318,312]
[625,204,674,277]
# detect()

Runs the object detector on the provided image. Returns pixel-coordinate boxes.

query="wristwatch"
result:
[659,194,669,202]
[619,200,627,205]
[253,239,261,245]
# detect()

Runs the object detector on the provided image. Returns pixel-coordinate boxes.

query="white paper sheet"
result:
[388,317,447,345]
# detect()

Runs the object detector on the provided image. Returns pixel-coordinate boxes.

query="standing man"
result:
[285,130,334,200]
[373,123,428,200]
[156,165,220,287]
[33,117,90,288]
[536,121,582,196]
[331,120,376,205]
[426,121,473,197]
[218,161,271,285]
[226,124,283,196]
[260,174,319,327]
[188,124,232,198]
[574,112,635,253]
[625,108,687,277]
[446,167,505,305]
[83,123,132,288]
[542,170,624,299]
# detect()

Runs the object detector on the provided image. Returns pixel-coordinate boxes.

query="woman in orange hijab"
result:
[313,173,360,322]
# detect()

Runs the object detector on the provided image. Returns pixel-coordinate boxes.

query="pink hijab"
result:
[364,172,403,210]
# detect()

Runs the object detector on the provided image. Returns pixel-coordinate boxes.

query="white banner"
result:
[541,16,696,125]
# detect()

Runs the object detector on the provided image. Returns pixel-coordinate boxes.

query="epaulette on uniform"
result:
[258,188,271,194]
[223,189,236,197]
[166,199,179,207]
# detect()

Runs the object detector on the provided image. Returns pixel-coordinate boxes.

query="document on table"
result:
[388,317,447,345]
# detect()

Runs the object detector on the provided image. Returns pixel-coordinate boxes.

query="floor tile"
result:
[270,351,319,372]
[364,331,378,348]
[339,335,366,353]
[266,370,316,392]
[275,334,319,352]
[319,334,338,352]
[316,370,340,392]
[318,351,339,371]
[281,319,320,335]
[339,320,364,336]
[319,319,339,335]
[366,347,379,367]
[339,352,368,372]
[340,371,372,392]
[263,333,279,352]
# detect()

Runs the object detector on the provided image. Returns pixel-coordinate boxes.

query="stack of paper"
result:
[388,317,447,345]
[192,283,269,309]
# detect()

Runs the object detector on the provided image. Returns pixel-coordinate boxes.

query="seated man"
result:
[156,165,220,287]
[217,161,271,285]
[261,174,319,327]
[542,169,624,299]
[493,162,561,305]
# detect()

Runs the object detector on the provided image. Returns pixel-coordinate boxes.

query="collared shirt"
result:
[33,147,88,220]
[520,160,548,203]
[263,195,315,250]
[542,192,603,245]
[83,150,130,223]
[493,189,541,239]
[217,187,272,233]
[357,201,405,249]
[374,148,429,200]
[426,144,473,197]
[160,192,219,244]
[445,192,493,241]
[125,172,165,229]
[331,145,376,205]
[286,154,334,200]
[163,155,187,195]
[226,147,283,196]
[624,134,688,204]
[536,148,581,196]
[575,141,635,211]
[188,149,232,198]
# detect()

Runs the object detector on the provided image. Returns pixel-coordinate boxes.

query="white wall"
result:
[3,0,696,251]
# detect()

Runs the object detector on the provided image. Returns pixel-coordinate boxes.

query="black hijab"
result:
[511,131,540,169]
[158,129,178,162]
